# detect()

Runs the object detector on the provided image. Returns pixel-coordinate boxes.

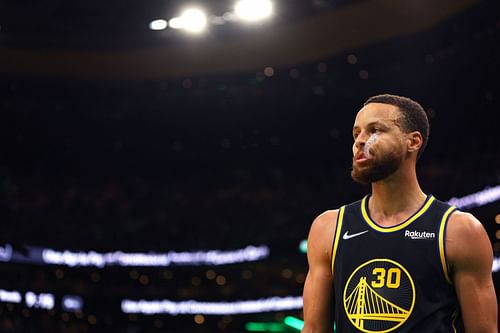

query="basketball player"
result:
[302,94,497,332]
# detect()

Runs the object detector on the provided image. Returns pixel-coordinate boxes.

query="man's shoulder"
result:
[307,209,340,263]
[310,197,366,232]
[446,210,488,251]
[308,197,368,253]
[314,209,340,224]
[309,209,339,236]
[448,210,484,235]
[446,210,492,267]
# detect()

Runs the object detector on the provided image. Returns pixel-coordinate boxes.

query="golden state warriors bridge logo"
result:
[343,259,415,332]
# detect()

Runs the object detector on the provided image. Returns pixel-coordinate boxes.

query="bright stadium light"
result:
[235,0,273,22]
[149,19,168,30]
[170,8,207,33]
[168,17,183,29]
[182,8,207,32]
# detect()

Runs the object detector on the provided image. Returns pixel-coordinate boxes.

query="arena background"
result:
[0,0,499,332]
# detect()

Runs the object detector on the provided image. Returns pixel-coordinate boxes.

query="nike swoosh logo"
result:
[342,230,369,240]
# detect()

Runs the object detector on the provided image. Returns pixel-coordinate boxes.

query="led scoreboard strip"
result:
[0,289,83,312]
[0,244,269,268]
[447,185,500,209]
[121,296,304,315]
[493,255,500,273]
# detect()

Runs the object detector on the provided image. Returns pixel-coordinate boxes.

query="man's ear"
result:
[407,131,423,153]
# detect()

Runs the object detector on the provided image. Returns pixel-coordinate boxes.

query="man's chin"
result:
[350,164,392,184]
[351,151,403,184]
[351,168,371,184]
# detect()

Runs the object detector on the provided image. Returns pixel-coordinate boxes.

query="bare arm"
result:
[447,211,498,333]
[302,210,338,333]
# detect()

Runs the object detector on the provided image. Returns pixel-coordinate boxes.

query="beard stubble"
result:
[351,148,404,184]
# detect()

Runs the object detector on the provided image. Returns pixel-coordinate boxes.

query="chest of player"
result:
[335,225,444,290]
[331,196,459,333]
[333,196,446,275]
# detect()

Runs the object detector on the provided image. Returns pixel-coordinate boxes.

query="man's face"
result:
[351,103,408,184]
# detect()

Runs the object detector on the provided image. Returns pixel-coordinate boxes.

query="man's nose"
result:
[354,131,368,150]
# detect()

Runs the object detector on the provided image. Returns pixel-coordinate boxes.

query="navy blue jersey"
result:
[331,195,464,332]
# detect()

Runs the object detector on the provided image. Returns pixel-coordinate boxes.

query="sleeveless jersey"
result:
[331,194,464,333]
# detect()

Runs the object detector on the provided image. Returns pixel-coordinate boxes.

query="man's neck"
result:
[368,166,427,226]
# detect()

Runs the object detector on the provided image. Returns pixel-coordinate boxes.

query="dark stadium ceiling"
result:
[0,0,480,79]
[0,0,353,49]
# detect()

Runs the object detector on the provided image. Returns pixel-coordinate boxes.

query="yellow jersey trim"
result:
[439,205,456,285]
[331,206,345,274]
[451,309,459,333]
[361,195,435,232]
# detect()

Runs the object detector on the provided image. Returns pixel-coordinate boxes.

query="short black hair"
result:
[364,94,430,160]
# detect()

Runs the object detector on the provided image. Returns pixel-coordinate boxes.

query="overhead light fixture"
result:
[168,17,183,30]
[235,0,273,22]
[169,8,207,33]
[149,19,168,31]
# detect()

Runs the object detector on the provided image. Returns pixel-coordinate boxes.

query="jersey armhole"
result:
[438,205,457,285]
[331,206,345,275]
